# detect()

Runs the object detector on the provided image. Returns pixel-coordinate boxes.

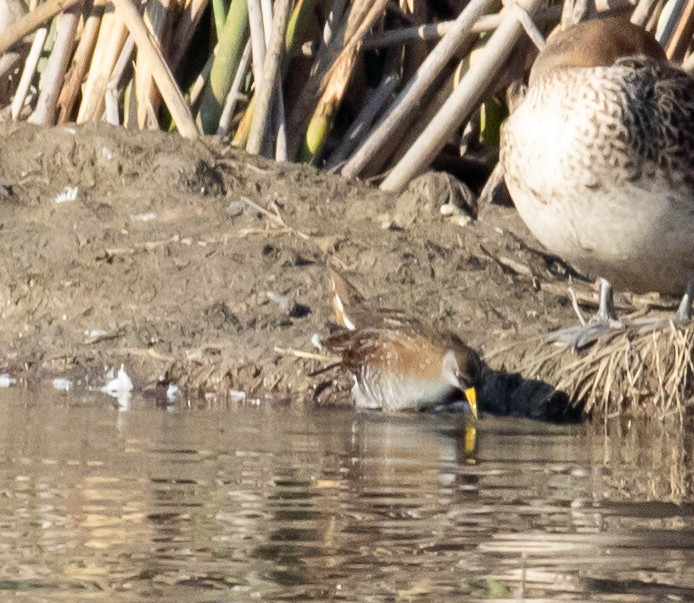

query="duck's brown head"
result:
[530,17,666,85]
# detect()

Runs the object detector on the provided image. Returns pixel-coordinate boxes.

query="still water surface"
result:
[0,388,693,601]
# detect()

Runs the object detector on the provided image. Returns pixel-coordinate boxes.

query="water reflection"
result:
[0,388,691,601]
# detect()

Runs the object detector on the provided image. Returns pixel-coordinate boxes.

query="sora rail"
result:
[322,270,481,416]
[500,17,694,346]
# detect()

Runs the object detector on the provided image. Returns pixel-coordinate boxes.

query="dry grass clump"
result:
[518,323,694,420]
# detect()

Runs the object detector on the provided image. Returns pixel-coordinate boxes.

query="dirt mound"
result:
[0,122,684,419]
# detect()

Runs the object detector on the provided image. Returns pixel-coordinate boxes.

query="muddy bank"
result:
[0,122,679,419]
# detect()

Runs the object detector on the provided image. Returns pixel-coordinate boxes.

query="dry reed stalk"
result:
[561,0,588,28]
[134,0,175,129]
[274,85,287,160]
[259,0,271,41]
[452,33,508,149]
[10,26,47,120]
[29,4,81,125]
[258,0,287,158]
[341,0,496,180]
[334,47,401,175]
[662,0,694,61]
[324,72,398,169]
[300,49,355,162]
[380,0,545,192]
[231,0,310,149]
[245,0,317,156]
[299,0,386,162]
[273,346,339,363]
[399,0,429,84]
[272,0,317,159]
[0,0,81,54]
[384,71,452,171]
[363,0,633,50]
[364,20,451,49]
[258,0,277,156]
[104,80,120,124]
[646,0,667,31]
[217,39,251,136]
[632,0,661,25]
[239,195,310,239]
[231,91,254,146]
[0,0,28,94]
[110,32,135,88]
[508,0,546,49]
[0,0,28,40]
[365,5,554,49]
[106,33,135,124]
[110,0,197,137]
[57,0,103,123]
[168,0,208,74]
[247,0,266,86]
[286,0,388,160]
[189,47,215,110]
[76,5,127,122]
[247,0,292,155]
[227,11,266,146]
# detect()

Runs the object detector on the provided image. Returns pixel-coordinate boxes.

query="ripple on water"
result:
[0,388,691,601]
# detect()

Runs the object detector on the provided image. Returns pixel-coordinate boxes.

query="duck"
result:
[321,269,481,416]
[500,17,694,347]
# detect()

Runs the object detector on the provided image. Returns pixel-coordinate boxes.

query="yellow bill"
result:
[464,386,478,420]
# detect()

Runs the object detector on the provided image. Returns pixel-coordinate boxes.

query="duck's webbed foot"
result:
[547,317,624,350]
[547,278,625,350]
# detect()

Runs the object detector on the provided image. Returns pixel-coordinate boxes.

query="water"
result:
[0,388,692,602]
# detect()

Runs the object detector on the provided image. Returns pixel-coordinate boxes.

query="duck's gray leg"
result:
[548,279,624,350]
[634,280,692,334]
[675,280,692,323]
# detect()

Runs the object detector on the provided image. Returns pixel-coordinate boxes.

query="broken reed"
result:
[3,0,690,189]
